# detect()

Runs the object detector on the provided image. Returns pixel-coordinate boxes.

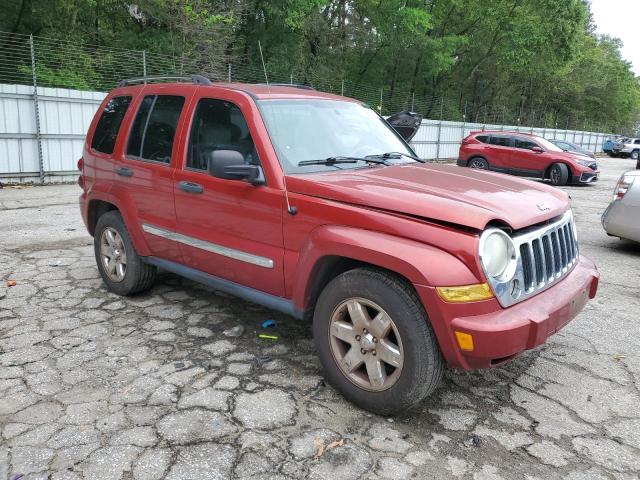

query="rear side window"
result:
[475,135,489,143]
[91,96,132,154]
[489,135,511,147]
[127,95,185,163]
[514,137,538,150]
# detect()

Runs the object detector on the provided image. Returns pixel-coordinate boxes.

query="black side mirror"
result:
[531,146,544,154]
[209,150,265,185]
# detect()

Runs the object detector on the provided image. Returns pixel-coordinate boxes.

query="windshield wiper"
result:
[298,156,390,167]
[366,151,425,163]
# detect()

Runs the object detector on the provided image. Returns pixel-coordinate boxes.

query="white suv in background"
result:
[613,138,640,160]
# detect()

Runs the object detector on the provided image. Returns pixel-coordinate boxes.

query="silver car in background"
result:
[602,170,640,242]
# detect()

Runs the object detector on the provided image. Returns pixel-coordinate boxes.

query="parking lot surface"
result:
[1,157,639,480]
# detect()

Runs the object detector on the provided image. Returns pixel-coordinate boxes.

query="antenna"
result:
[282,174,297,216]
[258,40,294,214]
[258,40,269,88]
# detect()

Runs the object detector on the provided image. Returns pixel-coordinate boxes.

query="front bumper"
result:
[415,255,599,370]
[573,171,600,183]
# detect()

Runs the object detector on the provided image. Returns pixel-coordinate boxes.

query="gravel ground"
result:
[0,157,639,480]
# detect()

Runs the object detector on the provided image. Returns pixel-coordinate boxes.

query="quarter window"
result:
[126,95,185,163]
[514,137,538,150]
[91,96,132,154]
[475,135,489,143]
[489,135,511,147]
[187,98,259,171]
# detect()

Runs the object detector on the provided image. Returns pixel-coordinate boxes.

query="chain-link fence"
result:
[0,30,603,129]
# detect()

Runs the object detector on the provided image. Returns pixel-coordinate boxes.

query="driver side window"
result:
[187,98,259,171]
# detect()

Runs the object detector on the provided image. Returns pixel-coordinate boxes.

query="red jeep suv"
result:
[79,77,599,414]
[457,131,599,186]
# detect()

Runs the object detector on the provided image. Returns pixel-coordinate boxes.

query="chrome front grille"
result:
[517,217,578,293]
[486,210,579,308]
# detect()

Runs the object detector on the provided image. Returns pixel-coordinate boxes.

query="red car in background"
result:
[457,131,599,186]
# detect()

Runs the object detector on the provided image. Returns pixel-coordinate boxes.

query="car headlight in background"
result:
[576,159,593,167]
[479,229,517,281]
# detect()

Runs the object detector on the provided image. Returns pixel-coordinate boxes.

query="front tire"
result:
[549,163,569,186]
[313,268,444,415]
[94,210,156,295]
[631,150,639,161]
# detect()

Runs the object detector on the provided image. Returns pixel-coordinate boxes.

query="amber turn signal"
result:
[436,283,494,303]
[455,331,474,351]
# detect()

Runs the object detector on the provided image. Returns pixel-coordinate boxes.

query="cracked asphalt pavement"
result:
[1,157,639,480]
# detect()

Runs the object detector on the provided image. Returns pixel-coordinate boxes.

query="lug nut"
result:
[372,350,376,356]
[355,335,361,341]
[373,337,378,343]
[363,328,367,333]
[360,348,367,354]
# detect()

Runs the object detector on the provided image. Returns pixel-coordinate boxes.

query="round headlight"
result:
[480,230,516,280]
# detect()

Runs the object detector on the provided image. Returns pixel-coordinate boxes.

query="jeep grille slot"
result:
[486,210,579,308]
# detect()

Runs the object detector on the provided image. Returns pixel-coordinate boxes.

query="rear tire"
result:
[549,163,569,186]
[468,157,489,170]
[313,268,444,415]
[94,210,156,295]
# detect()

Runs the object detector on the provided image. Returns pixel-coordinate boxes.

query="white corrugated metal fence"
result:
[0,83,609,183]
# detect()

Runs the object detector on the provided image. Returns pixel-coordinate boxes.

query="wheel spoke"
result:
[106,257,117,274]
[341,346,364,373]
[377,339,402,368]
[365,357,386,388]
[115,262,126,279]
[330,320,356,343]
[346,300,369,330]
[369,311,392,338]
[105,229,117,246]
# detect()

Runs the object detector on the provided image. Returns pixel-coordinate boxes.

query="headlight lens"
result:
[480,230,516,280]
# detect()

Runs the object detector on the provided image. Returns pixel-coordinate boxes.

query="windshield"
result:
[258,99,416,173]
[536,137,563,152]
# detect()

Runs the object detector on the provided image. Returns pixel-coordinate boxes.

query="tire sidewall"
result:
[94,211,143,295]
[313,270,441,414]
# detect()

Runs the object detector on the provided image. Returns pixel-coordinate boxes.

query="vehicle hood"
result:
[287,163,570,231]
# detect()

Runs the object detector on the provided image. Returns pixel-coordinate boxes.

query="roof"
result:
[471,130,537,136]
[112,78,358,102]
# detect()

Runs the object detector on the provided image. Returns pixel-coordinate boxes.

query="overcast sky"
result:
[589,0,640,75]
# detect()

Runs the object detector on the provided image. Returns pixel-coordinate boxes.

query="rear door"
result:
[113,86,195,262]
[485,134,513,170]
[172,90,285,296]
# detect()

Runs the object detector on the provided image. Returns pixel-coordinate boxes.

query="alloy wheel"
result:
[100,227,127,282]
[328,297,404,391]
[470,159,486,169]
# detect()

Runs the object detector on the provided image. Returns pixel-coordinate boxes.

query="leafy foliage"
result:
[2,0,639,133]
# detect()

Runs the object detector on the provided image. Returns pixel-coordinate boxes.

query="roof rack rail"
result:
[117,75,213,87]
[264,83,316,91]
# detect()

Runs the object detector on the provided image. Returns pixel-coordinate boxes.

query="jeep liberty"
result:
[79,76,599,414]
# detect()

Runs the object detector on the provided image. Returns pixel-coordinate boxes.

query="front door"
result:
[173,93,285,296]
[511,136,544,178]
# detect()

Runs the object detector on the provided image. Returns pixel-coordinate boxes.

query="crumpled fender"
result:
[291,224,481,310]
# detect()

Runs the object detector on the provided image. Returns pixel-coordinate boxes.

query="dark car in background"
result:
[457,131,599,186]
[549,139,596,159]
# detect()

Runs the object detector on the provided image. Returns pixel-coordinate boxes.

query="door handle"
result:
[179,181,204,194]
[115,166,133,177]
